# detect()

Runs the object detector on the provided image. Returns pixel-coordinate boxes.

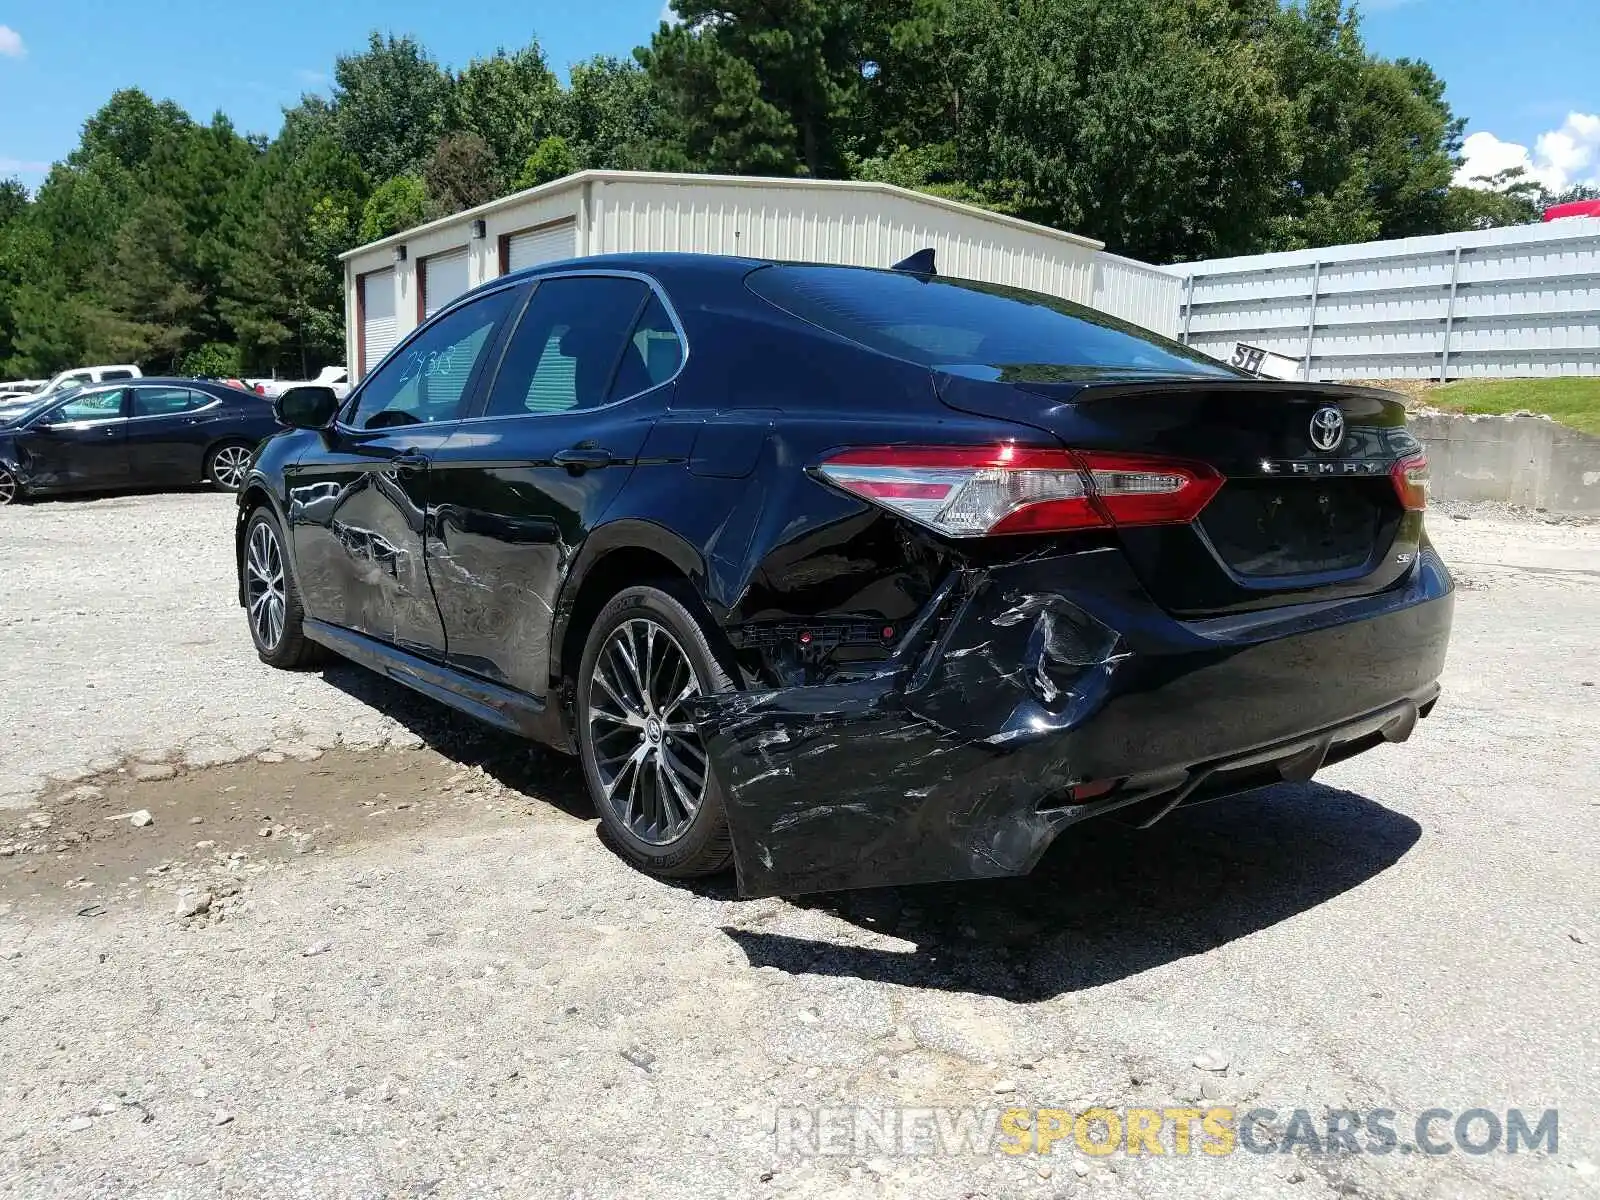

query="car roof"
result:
[504,251,767,288]
[56,377,252,396]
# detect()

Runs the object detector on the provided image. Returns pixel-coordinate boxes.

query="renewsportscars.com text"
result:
[775,1105,1559,1159]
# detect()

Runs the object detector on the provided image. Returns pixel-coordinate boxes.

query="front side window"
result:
[348,289,519,430]
[52,389,125,422]
[132,386,207,417]
[482,276,654,418]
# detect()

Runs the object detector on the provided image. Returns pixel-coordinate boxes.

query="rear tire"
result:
[243,506,322,669]
[208,441,253,492]
[576,582,736,880]
[0,466,20,506]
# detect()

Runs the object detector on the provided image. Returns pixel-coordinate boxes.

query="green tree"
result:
[942,0,1294,261]
[179,341,243,377]
[70,88,193,179]
[639,16,797,175]
[513,136,578,189]
[1444,166,1545,230]
[0,179,27,228]
[223,122,368,374]
[332,33,452,182]
[359,175,428,243]
[448,45,562,183]
[423,132,500,217]
[561,56,672,170]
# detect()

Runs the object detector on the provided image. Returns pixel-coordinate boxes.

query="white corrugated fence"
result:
[1174,219,1600,380]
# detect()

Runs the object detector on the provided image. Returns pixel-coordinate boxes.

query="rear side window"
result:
[483,276,653,418]
[132,386,207,417]
[101,369,136,382]
[747,265,1233,377]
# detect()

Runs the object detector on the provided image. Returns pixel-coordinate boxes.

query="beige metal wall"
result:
[341,171,1166,377]
[587,174,1100,305]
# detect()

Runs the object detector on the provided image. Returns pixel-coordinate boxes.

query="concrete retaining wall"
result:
[1409,411,1600,514]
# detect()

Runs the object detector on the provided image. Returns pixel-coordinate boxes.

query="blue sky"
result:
[1,0,1597,193]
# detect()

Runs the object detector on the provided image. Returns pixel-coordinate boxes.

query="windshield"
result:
[747,264,1236,379]
[1,383,90,426]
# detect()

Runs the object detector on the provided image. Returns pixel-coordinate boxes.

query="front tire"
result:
[243,507,322,669]
[208,442,253,492]
[0,466,20,506]
[576,583,736,880]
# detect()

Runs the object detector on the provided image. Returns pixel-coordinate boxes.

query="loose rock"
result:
[1192,1050,1230,1073]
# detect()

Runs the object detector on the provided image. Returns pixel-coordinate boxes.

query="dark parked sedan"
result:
[235,253,1453,897]
[0,378,279,504]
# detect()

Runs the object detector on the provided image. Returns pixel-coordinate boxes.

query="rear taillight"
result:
[1390,453,1429,512]
[816,445,1221,537]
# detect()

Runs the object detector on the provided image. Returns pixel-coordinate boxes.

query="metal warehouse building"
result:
[338,170,1181,378]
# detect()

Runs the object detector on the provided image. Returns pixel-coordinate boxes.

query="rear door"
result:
[125,385,214,484]
[424,272,684,696]
[16,387,130,490]
[285,286,522,657]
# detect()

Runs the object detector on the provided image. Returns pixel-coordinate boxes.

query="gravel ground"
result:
[1,490,1597,1199]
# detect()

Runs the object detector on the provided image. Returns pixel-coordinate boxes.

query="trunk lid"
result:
[934,371,1425,615]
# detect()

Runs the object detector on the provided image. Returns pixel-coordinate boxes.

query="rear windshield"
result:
[747,264,1234,379]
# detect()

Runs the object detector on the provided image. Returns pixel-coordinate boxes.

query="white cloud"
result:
[660,2,679,23]
[1457,112,1600,193]
[0,157,49,180]
[0,25,25,58]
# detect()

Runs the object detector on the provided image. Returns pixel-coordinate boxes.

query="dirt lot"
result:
[1,492,1597,1199]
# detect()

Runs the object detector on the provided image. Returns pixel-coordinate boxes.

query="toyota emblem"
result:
[1309,406,1345,452]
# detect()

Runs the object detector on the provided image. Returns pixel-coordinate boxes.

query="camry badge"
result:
[1309,406,1345,452]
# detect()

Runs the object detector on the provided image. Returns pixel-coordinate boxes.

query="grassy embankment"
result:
[1427,377,1600,436]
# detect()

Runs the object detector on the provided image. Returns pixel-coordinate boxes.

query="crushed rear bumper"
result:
[693,545,1453,898]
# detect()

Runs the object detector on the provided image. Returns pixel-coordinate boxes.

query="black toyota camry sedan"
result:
[0,377,278,504]
[235,253,1453,897]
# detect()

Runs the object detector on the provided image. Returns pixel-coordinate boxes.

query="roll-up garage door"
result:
[422,249,471,319]
[505,221,576,273]
[360,268,397,377]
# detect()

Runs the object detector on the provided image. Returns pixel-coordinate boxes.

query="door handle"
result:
[391,450,429,472]
[552,447,614,474]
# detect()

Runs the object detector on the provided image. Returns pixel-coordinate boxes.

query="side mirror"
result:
[274,386,341,430]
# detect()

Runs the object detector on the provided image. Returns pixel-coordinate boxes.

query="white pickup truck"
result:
[250,365,350,400]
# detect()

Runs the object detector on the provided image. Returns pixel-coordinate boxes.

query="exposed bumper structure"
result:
[694,547,1454,898]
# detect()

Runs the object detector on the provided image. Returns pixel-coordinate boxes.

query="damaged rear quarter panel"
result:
[693,550,1141,898]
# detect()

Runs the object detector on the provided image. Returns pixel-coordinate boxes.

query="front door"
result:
[16,387,129,491]
[425,274,684,697]
[285,286,522,658]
